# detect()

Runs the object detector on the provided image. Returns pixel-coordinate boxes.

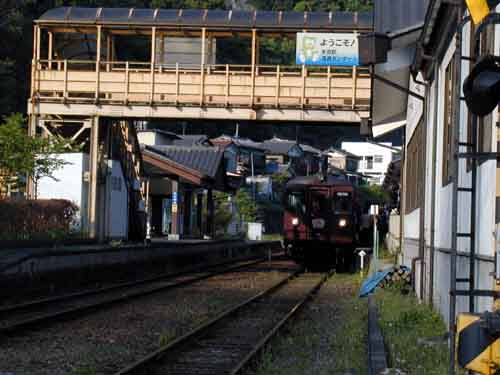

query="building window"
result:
[405,120,424,213]
[374,155,383,163]
[365,156,374,170]
[442,59,454,186]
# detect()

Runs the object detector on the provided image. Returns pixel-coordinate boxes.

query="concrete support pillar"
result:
[26,115,37,199]
[88,117,100,240]
[207,188,215,239]
[197,192,203,238]
[170,180,180,240]
[183,189,192,237]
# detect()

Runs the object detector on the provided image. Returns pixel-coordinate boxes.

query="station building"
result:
[373,0,500,331]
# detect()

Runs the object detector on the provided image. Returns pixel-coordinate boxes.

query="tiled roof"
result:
[299,144,321,155]
[262,137,320,156]
[173,135,211,147]
[211,135,266,152]
[144,145,224,178]
[261,138,300,155]
[39,8,374,31]
[323,147,361,159]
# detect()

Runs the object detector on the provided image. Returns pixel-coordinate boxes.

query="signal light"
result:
[463,55,500,117]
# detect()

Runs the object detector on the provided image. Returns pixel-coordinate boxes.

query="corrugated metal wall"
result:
[375,0,429,33]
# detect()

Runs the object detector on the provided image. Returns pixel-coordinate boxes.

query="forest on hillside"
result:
[0,0,377,148]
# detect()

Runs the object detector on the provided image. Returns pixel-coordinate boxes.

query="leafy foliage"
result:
[0,199,79,240]
[235,188,258,222]
[214,191,234,235]
[358,184,390,205]
[0,113,71,197]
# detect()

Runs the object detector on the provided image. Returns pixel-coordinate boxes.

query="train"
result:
[283,174,372,269]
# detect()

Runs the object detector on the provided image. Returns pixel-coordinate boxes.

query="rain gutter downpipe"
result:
[418,78,429,300]
[429,63,439,306]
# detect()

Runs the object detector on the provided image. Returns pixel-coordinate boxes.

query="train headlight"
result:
[292,217,299,226]
[338,219,347,228]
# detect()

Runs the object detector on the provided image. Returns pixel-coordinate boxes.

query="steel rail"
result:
[115,269,329,375]
[0,256,277,335]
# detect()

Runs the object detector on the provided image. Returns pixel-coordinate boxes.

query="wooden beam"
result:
[31,25,38,98]
[36,25,41,69]
[200,27,206,106]
[106,33,111,71]
[160,34,165,65]
[251,29,257,106]
[352,66,357,109]
[89,117,99,240]
[95,25,101,101]
[150,26,156,104]
[48,31,53,69]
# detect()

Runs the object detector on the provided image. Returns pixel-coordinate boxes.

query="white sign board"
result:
[406,74,425,143]
[296,33,359,66]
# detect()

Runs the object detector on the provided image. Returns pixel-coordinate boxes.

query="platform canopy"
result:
[37,7,373,31]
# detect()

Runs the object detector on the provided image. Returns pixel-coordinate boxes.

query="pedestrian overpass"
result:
[29,7,373,123]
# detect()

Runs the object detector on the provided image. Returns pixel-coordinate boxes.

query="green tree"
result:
[358,184,390,205]
[0,113,71,198]
[235,188,258,222]
[213,191,234,235]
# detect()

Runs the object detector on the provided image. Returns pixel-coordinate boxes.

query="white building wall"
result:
[37,153,129,240]
[37,153,87,231]
[341,142,393,184]
[137,131,158,146]
[403,19,498,322]
[104,160,129,239]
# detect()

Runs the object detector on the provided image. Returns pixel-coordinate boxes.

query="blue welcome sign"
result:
[296,32,359,67]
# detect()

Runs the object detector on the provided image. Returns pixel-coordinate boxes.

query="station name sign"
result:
[296,32,359,67]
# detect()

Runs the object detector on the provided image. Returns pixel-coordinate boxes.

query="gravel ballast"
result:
[0,260,298,375]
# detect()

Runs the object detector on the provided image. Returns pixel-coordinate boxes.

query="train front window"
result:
[286,192,306,216]
[334,191,352,213]
[309,191,330,217]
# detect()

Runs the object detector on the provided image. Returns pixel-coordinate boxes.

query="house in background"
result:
[341,142,395,185]
[323,147,360,172]
[261,137,320,176]
[211,135,266,176]
[172,134,213,147]
[137,129,182,146]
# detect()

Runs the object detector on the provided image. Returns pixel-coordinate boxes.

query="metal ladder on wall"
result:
[448,9,500,375]
[113,120,147,241]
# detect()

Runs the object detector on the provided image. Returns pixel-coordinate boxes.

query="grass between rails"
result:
[374,289,466,375]
[250,272,368,375]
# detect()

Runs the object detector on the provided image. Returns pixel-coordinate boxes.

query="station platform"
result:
[0,239,280,301]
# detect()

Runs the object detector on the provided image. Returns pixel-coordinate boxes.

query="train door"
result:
[307,187,332,240]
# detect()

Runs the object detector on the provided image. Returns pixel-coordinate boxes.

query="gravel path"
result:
[0,260,298,375]
[250,273,368,375]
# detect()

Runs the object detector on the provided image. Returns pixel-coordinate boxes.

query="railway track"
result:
[0,256,278,335]
[116,270,329,375]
